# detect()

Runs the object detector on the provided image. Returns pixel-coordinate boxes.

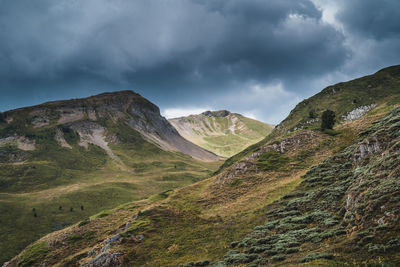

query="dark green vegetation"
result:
[257,151,289,171]
[321,109,336,130]
[5,65,400,266]
[0,91,222,263]
[215,107,400,266]
[18,242,49,267]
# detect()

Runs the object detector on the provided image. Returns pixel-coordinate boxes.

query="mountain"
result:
[0,90,222,263]
[5,65,400,267]
[169,110,274,157]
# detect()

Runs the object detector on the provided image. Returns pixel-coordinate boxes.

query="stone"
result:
[104,234,121,245]
[84,252,123,267]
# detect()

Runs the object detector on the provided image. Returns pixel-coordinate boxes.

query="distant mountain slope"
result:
[1,91,218,161]
[169,110,274,157]
[0,91,221,263]
[6,66,400,267]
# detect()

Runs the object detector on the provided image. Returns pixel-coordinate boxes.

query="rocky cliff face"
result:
[169,110,274,157]
[1,91,218,161]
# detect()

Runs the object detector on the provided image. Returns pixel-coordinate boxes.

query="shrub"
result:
[67,234,83,244]
[321,110,336,130]
[300,253,334,263]
[78,218,90,227]
[271,255,286,261]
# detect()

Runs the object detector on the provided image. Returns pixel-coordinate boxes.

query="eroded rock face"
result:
[202,110,230,117]
[353,136,381,164]
[2,90,218,161]
[343,104,377,121]
[83,252,123,267]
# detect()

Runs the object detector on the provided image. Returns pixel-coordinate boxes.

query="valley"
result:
[0,91,222,263]
[4,66,400,266]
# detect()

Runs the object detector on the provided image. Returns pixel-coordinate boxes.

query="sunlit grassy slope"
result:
[169,111,274,157]
[0,94,222,263]
[6,65,400,266]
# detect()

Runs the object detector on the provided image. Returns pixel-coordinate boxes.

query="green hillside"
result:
[0,91,222,263]
[5,65,400,267]
[169,111,274,157]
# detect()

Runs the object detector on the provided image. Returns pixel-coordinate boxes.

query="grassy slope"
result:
[9,101,390,266]
[6,65,400,266]
[169,113,274,157]
[0,111,222,263]
[216,65,400,173]
[216,106,400,266]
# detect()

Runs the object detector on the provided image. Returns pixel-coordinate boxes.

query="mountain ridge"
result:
[1,90,218,161]
[169,111,274,157]
[0,90,222,263]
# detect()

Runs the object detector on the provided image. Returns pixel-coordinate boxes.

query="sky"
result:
[0,0,399,124]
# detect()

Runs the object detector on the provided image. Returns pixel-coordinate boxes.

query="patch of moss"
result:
[257,150,290,171]
[19,241,49,267]
[91,209,112,219]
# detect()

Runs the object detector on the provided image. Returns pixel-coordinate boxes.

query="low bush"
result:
[300,253,334,263]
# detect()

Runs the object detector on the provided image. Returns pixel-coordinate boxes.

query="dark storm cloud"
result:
[1,0,399,123]
[0,0,349,113]
[336,0,400,40]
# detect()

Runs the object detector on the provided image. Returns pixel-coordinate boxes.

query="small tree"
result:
[321,110,336,130]
[308,110,317,119]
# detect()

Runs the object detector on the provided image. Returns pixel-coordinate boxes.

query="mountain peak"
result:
[201,110,231,117]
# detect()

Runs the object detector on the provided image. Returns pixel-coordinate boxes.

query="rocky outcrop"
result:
[2,91,218,161]
[202,110,230,117]
[343,104,377,121]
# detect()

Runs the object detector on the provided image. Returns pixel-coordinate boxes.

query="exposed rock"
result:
[31,116,50,127]
[55,128,72,149]
[136,234,144,242]
[101,244,111,253]
[353,137,381,163]
[104,234,121,245]
[0,136,35,151]
[343,104,377,121]
[16,137,35,151]
[69,121,122,163]
[377,217,385,225]
[88,249,96,257]
[83,252,123,267]
[3,90,218,161]
[202,110,230,117]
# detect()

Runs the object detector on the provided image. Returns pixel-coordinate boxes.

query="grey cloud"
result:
[0,1,347,90]
[337,0,400,40]
[2,0,396,125]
